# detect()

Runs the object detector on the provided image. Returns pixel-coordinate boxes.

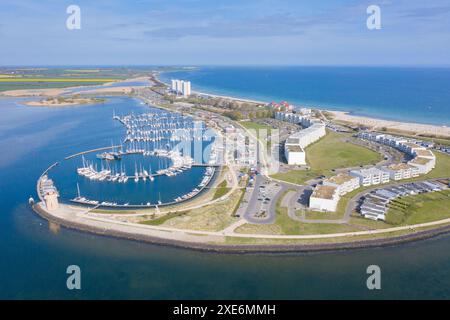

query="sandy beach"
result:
[25,97,104,107]
[197,90,450,138]
[0,76,152,97]
[194,90,267,105]
[0,87,67,97]
[329,110,450,138]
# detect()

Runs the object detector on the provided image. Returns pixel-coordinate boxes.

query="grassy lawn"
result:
[271,170,319,185]
[240,121,273,133]
[140,211,189,225]
[140,189,242,232]
[0,78,119,82]
[0,74,124,92]
[224,222,450,245]
[423,152,450,179]
[271,130,381,184]
[212,180,231,200]
[0,81,113,92]
[302,209,345,221]
[386,190,450,225]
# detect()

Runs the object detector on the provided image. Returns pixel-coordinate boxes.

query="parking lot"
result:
[239,178,283,224]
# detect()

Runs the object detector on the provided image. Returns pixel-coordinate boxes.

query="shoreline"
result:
[156,71,450,137]
[32,202,450,254]
[22,73,450,253]
[0,76,151,98]
[329,110,450,138]
[24,97,105,108]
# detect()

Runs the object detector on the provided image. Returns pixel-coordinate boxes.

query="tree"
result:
[223,111,243,121]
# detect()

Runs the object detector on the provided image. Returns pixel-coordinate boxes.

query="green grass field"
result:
[386,190,450,225]
[240,121,273,132]
[0,78,119,82]
[423,152,450,179]
[0,68,132,92]
[271,130,382,184]
[0,81,114,92]
[212,180,231,200]
[140,211,189,225]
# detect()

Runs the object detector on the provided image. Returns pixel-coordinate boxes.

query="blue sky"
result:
[0,0,449,66]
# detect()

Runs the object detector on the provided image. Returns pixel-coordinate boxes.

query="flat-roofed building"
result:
[399,142,426,155]
[350,167,390,186]
[171,79,191,97]
[381,135,408,148]
[284,122,326,149]
[284,145,305,165]
[413,149,435,159]
[309,185,339,212]
[359,132,385,142]
[408,156,436,174]
[279,113,326,165]
[323,173,360,195]
[381,163,419,180]
[182,81,191,96]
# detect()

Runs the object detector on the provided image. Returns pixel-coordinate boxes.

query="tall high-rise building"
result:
[171,79,191,97]
[182,81,191,96]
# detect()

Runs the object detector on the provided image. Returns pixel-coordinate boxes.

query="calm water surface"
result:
[160,66,450,126]
[1,91,450,299]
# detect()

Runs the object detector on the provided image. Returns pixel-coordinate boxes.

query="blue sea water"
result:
[160,66,450,126]
[2,71,450,299]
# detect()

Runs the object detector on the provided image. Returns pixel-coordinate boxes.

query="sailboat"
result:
[134,162,139,182]
[76,182,81,200]
[149,164,154,181]
[141,163,147,181]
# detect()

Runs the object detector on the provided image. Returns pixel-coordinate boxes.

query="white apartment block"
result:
[182,81,191,96]
[294,122,327,148]
[323,173,360,196]
[381,163,419,181]
[284,123,326,165]
[309,185,340,212]
[358,132,408,149]
[284,145,305,165]
[358,131,385,142]
[398,142,426,156]
[277,112,326,165]
[350,168,390,187]
[408,156,436,174]
[358,132,437,177]
[171,79,191,97]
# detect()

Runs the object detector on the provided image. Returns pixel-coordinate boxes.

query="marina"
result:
[37,98,222,208]
[71,165,216,208]
[2,66,450,299]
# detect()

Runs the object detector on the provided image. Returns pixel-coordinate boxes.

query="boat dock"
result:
[65,146,123,160]
[70,166,218,209]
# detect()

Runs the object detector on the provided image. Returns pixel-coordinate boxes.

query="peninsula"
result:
[14,68,450,253]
